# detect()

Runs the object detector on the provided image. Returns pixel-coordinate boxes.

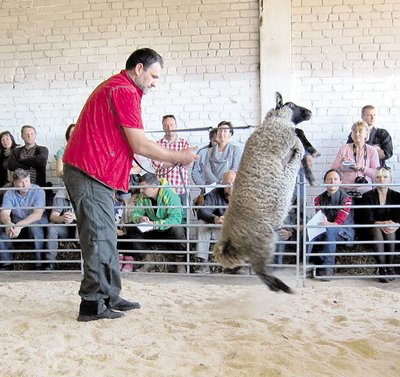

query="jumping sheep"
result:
[213,93,312,293]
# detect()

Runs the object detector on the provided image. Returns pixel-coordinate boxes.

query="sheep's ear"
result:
[275,92,283,109]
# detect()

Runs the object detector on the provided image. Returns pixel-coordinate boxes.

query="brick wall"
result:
[291,0,400,187]
[1,0,399,187]
[0,0,259,183]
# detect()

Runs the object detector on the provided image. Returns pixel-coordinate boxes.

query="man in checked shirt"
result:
[151,115,191,207]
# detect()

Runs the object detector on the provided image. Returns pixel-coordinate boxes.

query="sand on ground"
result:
[0,272,399,377]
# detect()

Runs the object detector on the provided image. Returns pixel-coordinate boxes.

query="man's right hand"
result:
[175,147,199,166]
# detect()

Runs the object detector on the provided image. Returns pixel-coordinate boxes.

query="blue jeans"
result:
[307,227,349,272]
[0,225,46,264]
[47,224,76,261]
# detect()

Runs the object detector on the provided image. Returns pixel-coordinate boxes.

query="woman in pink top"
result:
[332,120,380,196]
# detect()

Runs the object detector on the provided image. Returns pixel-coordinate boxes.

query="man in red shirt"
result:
[63,48,198,322]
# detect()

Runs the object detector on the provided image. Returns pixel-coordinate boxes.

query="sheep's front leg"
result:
[284,138,304,171]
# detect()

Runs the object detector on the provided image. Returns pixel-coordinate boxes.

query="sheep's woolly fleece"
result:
[214,107,304,271]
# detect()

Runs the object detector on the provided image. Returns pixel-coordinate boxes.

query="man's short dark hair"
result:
[21,125,36,135]
[361,105,375,116]
[12,168,30,182]
[139,172,160,186]
[125,48,164,70]
[162,114,176,122]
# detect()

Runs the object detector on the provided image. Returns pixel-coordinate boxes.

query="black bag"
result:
[354,176,368,184]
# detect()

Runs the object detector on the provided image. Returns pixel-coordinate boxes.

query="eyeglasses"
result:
[377,166,391,171]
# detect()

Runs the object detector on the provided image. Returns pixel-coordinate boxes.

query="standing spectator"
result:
[347,105,393,167]
[332,120,380,196]
[0,169,48,270]
[195,170,236,273]
[7,125,49,187]
[307,169,355,280]
[54,123,75,178]
[63,48,198,322]
[151,114,191,205]
[46,188,77,271]
[0,131,18,188]
[192,121,242,186]
[361,167,400,283]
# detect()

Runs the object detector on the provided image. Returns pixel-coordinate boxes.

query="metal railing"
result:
[0,182,398,287]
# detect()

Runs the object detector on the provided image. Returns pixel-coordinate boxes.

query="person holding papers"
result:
[194,170,236,273]
[130,173,186,273]
[307,169,355,280]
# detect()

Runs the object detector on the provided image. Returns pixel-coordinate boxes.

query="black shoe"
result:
[77,308,125,322]
[378,268,390,283]
[45,263,56,271]
[320,269,334,282]
[386,268,395,282]
[108,298,141,311]
[0,264,13,271]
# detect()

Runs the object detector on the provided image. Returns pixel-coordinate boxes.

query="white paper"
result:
[137,222,154,233]
[205,182,217,194]
[306,210,327,241]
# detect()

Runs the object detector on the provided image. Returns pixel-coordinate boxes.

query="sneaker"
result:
[195,265,211,274]
[137,263,156,272]
[176,264,187,274]
[45,263,56,271]
[0,264,14,271]
[77,308,125,322]
[320,269,334,282]
[108,298,141,311]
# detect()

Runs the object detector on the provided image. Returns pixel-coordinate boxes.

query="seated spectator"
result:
[307,169,355,280]
[0,169,48,270]
[46,188,77,271]
[191,121,242,186]
[275,194,303,265]
[128,155,142,195]
[0,131,18,195]
[195,170,236,273]
[151,115,191,205]
[130,173,186,273]
[332,120,380,198]
[191,128,219,185]
[54,124,75,178]
[361,167,400,283]
[346,105,393,167]
[114,190,140,272]
[7,125,49,187]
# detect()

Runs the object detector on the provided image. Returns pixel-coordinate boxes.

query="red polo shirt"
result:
[64,70,143,191]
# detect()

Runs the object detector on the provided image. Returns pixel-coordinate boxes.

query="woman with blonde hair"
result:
[332,120,380,196]
[361,166,400,283]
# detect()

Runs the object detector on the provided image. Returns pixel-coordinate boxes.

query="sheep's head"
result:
[275,92,312,125]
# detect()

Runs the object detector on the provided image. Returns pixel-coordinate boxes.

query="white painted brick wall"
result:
[292,0,400,199]
[1,0,399,194]
[0,0,260,183]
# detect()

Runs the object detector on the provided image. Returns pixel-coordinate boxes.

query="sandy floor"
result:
[0,272,399,377]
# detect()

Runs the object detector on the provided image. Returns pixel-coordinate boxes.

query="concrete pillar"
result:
[259,0,291,117]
